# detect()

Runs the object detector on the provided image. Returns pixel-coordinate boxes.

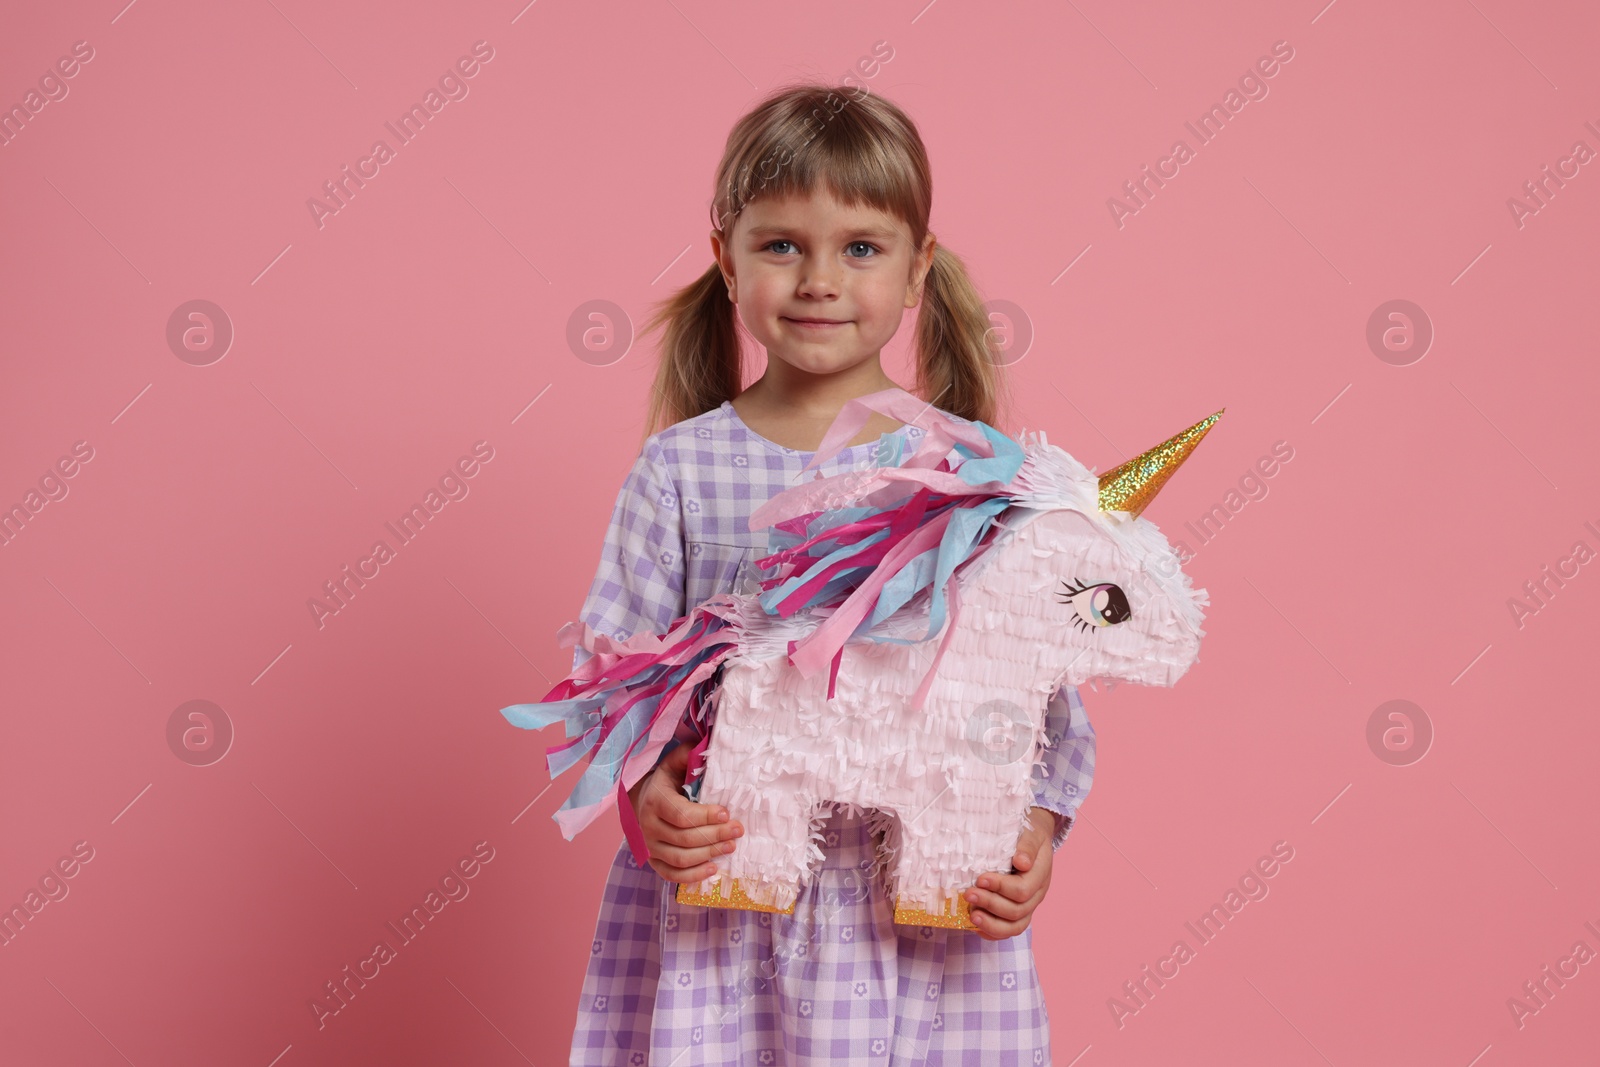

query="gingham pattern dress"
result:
[565,399,1096,1067]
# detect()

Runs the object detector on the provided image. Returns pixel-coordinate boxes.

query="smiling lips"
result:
[785,317,849,329]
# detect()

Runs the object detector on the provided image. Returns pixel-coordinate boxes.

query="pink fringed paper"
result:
[505,391,1220,922]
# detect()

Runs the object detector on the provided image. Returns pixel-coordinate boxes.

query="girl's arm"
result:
[570,437,687,678]
[966,687,1094,938]
[1030,684,1096,851]
[569,438,741,880]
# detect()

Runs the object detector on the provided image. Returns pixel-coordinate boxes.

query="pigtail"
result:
[913,243,1013,432]
[640,261,743,444]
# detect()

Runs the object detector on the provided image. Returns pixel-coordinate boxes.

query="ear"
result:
[710,228,736,301]
[905,232,937,309]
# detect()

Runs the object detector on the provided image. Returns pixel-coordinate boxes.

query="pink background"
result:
[3,0,1597,1064]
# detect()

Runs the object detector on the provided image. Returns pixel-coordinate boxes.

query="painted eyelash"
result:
[1056,578,1094,633]
[1055,578,1094,601]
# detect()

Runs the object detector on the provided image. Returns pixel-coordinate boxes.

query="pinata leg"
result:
[887,808,981,931]
[672,793,806,916]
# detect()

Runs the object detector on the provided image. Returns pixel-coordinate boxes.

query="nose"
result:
[796,255,840,300]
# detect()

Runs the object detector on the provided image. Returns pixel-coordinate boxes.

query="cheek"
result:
[854,273,912,317]
[740,273,786,312]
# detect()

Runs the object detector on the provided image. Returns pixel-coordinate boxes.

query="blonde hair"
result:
[640,82,1013,443]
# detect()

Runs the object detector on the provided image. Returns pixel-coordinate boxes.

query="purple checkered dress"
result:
[565,400,1096,1066]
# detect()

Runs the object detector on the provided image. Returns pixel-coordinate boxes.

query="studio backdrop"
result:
[1,1,1596,1065]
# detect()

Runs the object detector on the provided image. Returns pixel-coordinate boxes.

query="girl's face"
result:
[711,185,936,379]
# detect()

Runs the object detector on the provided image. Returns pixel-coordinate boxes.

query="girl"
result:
[565,83,1095,1066]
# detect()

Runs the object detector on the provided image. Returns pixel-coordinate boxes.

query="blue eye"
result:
[760,240,880,257]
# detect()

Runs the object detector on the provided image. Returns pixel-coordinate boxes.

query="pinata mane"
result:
[750,424,1097,642]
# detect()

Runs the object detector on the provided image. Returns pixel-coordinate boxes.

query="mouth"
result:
[783,316,850,329]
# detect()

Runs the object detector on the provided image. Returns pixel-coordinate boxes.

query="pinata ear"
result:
[1097,410,1224,517]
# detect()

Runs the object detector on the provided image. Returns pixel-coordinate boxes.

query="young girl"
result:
[564,83,1095,1067]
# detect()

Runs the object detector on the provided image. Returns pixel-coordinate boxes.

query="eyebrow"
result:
[745,225,901,241]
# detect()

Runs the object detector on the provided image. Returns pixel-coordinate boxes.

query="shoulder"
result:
[633,403,735,481]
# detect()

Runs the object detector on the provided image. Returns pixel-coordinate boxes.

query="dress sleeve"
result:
[1030,683,1096,852]
[570,437,687,673]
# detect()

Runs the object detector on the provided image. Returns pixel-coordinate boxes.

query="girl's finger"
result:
[651,857,719,885]
[658,818,741,851]
[964,885,1028,923]
[658,796,731,830]
[976,868,1039,903]
[646,838,723,870]
[646,836,731,871]
[970,909,1028,940]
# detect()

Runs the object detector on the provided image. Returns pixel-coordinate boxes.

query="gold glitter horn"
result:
[1097,410,1224,517]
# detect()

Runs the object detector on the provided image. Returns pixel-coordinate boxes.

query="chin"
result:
[773,353,871,377]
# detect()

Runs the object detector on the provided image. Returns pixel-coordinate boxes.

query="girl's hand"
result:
[964,806,1059,940]
[626,743,744,884]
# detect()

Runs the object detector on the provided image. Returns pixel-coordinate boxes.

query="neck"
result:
[745,356,902,421]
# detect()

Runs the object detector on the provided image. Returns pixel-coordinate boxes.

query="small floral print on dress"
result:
[841,926,854,941]
[678,972,692,987]
[925,983,940,1000]
[932,1013,943,1030]
[799,999,813,1017]
[665,914,679,930]
[630,1054,646,1066]
[593,995,607,1010]
[686,498,700,513]
[853,981,867,997]
[691,1026,702,1043]
[870,1038,887,1055]
[591,939,604,955]
[758,913,771,926]
[733,456,747,467]
[729,928,743,944]
[696,427,711,438]
[1001,971,1017,989]
[759,1051,776,1065]
[1034,1050,1045,1064]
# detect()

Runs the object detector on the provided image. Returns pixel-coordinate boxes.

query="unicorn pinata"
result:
[501,389,1220,930]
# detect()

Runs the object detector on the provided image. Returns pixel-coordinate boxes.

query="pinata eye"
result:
[1056,579,1131,633]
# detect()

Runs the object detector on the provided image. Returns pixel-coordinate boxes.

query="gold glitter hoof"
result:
[676,877,795,915]
[894,890,977,930]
